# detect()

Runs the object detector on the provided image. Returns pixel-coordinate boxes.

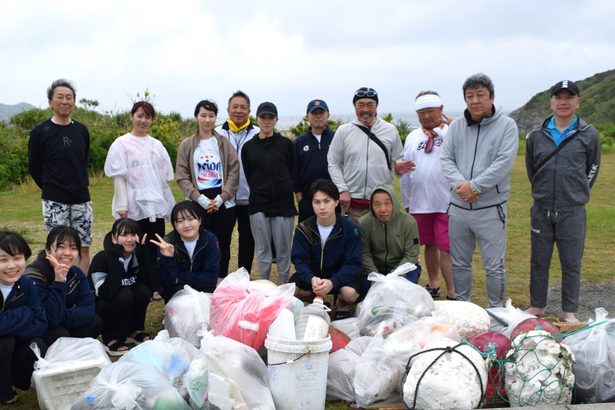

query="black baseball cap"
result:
[306,99,329,114]
[256,101,278,117]
[550,80,580,97]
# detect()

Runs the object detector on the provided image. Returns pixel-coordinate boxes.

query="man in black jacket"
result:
[28,79,93,272]
[525,80,601,323]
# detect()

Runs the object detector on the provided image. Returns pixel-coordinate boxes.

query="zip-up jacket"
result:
[176,130,240,204]
[292,127,335,197]
[25,252,95,328]
[158,228,221,292]
[357,185,419,275]
[0,277,47,338]
[525,116,600,211]
[216,122,259,205]
[328,118,403,200]
[89,242,158,301]
[241,132,297,217]
[291,215,362,291]
[440,107,519,209]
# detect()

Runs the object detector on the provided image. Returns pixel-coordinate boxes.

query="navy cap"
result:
[550,80,580,97]
[306,99,329,114]
[256,101,278,117]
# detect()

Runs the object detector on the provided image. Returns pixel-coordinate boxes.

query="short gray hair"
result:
[47,79,76,101]
[462,73,494,98]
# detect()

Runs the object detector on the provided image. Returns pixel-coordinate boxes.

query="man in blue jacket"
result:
[291,179,363,304]
[525,80,601,323]
[293,99,335,222]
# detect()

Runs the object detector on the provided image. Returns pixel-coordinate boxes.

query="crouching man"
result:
[358,185,421,282]
[290,179,363,305]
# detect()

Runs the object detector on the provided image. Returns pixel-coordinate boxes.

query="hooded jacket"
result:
[440,107,519,209]
[158,228,221,293]
[357,185,419,275]
[25,252,95,329]
[0,277,47,339]
[291,214,362,292]
[525,115,600,211]
[175,131,240,205]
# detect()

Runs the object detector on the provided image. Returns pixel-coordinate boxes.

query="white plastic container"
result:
[295,296,331,340]
[268,308,297,340]
[265,334,332,410]
[32,357,108,410]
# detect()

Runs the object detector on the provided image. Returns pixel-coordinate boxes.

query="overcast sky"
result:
[2,0,615,121]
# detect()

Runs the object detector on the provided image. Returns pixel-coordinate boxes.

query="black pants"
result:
[42,315,103,347]
[195,191,236,278]
[0,335,46,401]
[234,204,255,273]
[96,283,152,344]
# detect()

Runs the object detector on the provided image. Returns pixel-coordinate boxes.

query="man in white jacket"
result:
[328,87,413,222]
[401,91,455,300]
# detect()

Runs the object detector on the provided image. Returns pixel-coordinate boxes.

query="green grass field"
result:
[1,154,613,409]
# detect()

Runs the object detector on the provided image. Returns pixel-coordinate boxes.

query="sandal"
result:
[105,340,130,356]
[1,391,19,405]
[425,285,440,298]
[126,331,150,345]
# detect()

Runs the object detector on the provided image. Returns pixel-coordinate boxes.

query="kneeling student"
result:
[151,201,221,302]
[89,219,157,355]
[25,226,102,347]
[0,231,47,405]
[291,179,363,305]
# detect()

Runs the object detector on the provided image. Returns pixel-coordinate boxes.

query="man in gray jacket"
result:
[525,80,601,323]
[440,73,519,307]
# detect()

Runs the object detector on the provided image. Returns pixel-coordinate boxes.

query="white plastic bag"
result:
[31,337,111,410]
[353,334,406,406]
[356,263,434,336]
[563,308,615,403]
[327,336,372,401]
[119,338,199,398]
[201,332,274,410]
[385,315,460,355]
[183,357,209,410]
[486,299,535,337]
[165,285,212,347]
[71,361,190,410]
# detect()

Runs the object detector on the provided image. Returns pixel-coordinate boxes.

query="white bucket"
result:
[265,334,332,410]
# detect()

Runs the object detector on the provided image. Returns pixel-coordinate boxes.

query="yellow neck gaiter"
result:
[227,119,250,133]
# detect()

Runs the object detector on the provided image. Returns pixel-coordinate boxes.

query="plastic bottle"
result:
[295,296,331,340]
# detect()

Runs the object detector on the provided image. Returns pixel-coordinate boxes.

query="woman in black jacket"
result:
[88,218,157,355]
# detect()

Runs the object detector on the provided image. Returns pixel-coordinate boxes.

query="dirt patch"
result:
[543,281,615,321]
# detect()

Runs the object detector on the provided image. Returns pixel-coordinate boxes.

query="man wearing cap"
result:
[216,90,259,273]
[241,102,296,283]
[293,99,335,222]
[328,87,413,222]
[440,73,519,307]
[400,91,455,300]
[525,80,601,323]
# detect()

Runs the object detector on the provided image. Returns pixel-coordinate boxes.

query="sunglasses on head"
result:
[355,89,377,98]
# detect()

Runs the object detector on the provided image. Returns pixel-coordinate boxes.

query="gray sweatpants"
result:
[249,213,294,283]
[448,204,507,307]
[529,205,586,313]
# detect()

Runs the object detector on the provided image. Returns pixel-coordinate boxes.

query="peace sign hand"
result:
[46,251,69,283]
[150,234,175,257]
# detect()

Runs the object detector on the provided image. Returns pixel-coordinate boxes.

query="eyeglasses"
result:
[355,89,377,98]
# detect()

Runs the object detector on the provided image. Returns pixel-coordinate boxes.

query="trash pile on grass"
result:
[30,265,615,409]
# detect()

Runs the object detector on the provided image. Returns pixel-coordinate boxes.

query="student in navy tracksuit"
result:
[25,226,102,347]
[89,218,158,356]
[151,201,221,302]
[291,179,364,304]
[0,231,47,405]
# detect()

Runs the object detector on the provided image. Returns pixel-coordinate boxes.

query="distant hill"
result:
[0,102,36,123]
[509,69,615,135]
